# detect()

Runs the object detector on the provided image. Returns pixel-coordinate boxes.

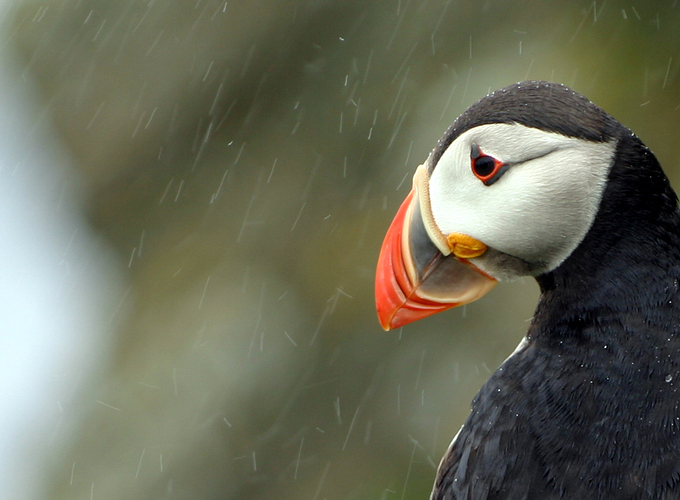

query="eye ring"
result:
[471,145,509,186]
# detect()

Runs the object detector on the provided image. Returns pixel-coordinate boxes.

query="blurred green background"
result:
[6,0,680,498]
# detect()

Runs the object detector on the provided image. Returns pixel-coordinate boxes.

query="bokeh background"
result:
[2,0,680,498]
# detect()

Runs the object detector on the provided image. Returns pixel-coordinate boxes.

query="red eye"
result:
[471,145,509,186]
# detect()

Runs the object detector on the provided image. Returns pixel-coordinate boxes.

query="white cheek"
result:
[428,124,615,275]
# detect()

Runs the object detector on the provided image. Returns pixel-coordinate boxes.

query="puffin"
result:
[375,81,680,499]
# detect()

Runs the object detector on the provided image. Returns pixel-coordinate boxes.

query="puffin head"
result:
[376,81,644,330]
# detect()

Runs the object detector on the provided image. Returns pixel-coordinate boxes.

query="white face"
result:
[428,123,617,279]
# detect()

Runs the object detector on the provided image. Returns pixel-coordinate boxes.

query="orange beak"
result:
[375,166,497,330]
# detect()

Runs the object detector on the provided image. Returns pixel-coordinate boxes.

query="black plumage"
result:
[429,83,680,499]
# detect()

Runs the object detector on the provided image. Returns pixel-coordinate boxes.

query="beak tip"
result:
[376,315,400,332]
[376,300,396,331]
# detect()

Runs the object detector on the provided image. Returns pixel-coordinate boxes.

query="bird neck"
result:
[533,134,680,348]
